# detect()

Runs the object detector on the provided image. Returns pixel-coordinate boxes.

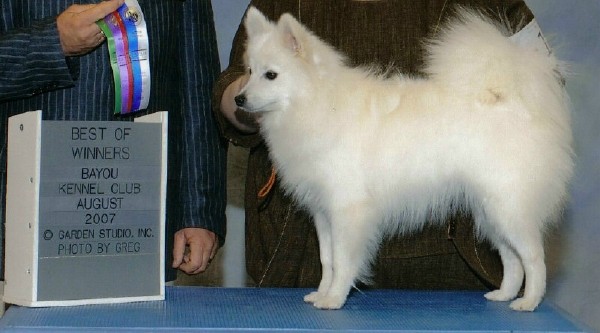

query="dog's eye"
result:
[265,71,278,80]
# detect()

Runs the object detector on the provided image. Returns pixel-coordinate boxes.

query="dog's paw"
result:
[509,297,539,312]
[303,291,321,304]
[312,294,347,310]
[484,289,517,302]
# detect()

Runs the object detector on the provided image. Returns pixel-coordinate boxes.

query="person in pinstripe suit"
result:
[0,0,227,282]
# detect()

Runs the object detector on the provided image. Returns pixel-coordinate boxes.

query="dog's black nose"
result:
[235,94,246,107]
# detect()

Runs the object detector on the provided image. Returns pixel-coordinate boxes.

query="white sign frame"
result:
[3,111,168,307]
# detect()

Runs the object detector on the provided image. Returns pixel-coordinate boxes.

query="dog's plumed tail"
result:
[425,12,573,220]
[425,11,570,138]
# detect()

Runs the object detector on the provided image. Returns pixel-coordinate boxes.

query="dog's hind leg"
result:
[506,228,546,311]
[485,240,524,302]
[486,209,546,311]
[311,202,379,310]
[304,212,333,304]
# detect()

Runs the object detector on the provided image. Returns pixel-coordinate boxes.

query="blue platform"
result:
[0,287,587,332]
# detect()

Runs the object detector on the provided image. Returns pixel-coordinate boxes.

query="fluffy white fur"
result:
[236,7,573,311]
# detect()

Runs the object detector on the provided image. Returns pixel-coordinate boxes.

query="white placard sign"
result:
[3,111,167,307]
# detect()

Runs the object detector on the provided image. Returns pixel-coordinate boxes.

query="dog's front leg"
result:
[304,212,333,304]
[311,203,377,310]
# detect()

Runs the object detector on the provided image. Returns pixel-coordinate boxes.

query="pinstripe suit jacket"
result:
[0,0,227,280]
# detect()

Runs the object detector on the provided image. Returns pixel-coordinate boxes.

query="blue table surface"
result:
[0,287,588,332]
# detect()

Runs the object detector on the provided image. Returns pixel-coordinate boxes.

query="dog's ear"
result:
[278,13,305,55]
[244,7,273,38]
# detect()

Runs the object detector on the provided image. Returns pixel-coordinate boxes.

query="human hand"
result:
[221,74,260,133]
[172,228,219,275]
[56,0,124,56]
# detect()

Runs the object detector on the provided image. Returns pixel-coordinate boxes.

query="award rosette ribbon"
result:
[97,0,150,115]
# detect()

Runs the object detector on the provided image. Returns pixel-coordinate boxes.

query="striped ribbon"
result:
[97,0,150,115]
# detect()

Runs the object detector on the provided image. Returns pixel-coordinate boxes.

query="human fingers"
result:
[221,75,259,133]
[83,0,125,23]
[63,4,97,15]
[171,230,187,268]
[176,229,217,274]
[180,242,209,275]
[57,2,116,55]
[238,73,250,90]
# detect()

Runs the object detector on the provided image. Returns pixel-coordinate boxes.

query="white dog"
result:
[235,7,573,311]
